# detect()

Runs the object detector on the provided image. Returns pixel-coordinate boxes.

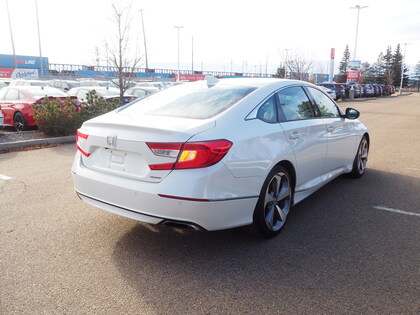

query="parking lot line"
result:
[372,205,420,218]
[0,174,12,180]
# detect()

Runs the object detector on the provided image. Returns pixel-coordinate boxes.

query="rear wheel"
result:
[14,112,27,132]
[252,165,292,238]
[349,135,369,178]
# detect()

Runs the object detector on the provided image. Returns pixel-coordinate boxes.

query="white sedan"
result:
[72,78,369,238]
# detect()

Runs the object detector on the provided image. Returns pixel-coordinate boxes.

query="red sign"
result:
[347,71,360,79]
[330,48,335,60]
[175,74,205,81]
[0,68,14,78]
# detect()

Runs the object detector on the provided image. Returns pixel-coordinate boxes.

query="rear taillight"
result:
[147,140,232,170]
[76,130,90,157]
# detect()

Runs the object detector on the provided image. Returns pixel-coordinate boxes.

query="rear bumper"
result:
[72,152,259,231]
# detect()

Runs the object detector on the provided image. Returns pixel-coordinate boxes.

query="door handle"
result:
[327,126,336,132]
[289,132,303,139]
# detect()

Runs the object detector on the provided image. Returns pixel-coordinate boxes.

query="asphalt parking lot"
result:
[1,94,419,314]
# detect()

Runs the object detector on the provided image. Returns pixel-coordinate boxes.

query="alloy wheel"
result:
[263,172,291,232]
[357,138,369,174]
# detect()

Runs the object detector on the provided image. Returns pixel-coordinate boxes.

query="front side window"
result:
[276,86,314,121]
[308,87,340,118]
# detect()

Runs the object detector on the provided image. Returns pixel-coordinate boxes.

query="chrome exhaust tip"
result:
[160,220,203,231]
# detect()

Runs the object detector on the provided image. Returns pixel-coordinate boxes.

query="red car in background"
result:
[0,86,78,131]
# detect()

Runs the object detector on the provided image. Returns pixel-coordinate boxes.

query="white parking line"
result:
[0,174,12,180]
[372,205,420,218]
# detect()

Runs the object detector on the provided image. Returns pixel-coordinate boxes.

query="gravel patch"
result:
[0,129,47,144]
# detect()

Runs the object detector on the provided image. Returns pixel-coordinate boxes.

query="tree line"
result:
[337,44,410,86]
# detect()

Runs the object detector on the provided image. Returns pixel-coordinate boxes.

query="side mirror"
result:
[345,108,360,120]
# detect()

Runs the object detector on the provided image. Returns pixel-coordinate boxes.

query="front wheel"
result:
[349,135,369,178]
[252,165,292,238]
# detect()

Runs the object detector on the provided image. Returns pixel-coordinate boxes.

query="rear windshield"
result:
[119,81,256,119]
[68,82,82,88]
[31,89,68,98]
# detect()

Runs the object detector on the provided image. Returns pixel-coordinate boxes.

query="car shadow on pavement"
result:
[110,168,420,313]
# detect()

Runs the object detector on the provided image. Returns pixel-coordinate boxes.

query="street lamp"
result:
[174,26,183,81]
[350,5,368,60]
[139,9,148,70]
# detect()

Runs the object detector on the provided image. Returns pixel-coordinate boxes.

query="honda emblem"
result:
[107,135,117,147]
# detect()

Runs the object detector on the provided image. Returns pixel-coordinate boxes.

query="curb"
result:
[0,135,75,150]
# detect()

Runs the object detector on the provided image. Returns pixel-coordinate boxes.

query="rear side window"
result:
[256,96,277,123]
[120,81,256,119]
[5,89,20,100]
[276,86,314,121]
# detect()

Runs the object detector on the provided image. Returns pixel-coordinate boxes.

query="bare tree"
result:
[383,68,395,86]
[281,51,313,81]
[104,3,142,101]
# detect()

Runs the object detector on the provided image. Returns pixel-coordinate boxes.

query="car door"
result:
[306,86,358,174]
[276,86,328,191]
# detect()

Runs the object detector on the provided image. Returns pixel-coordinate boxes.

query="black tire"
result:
[14,112,27,132]
[252,165,292,238]
[348,135,369,178]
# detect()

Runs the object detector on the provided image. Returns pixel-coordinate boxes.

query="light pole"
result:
[6,0,17,69]
[174,26,183,81]
[350,5,368,60]
[399,43,409,95]
[139,9,148,70]
[35,0,44,77]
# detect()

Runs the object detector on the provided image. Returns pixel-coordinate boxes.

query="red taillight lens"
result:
[147,140,232,170]
[76,130,90,157]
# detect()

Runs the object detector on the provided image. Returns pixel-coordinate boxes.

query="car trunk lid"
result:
[77,111,215,183]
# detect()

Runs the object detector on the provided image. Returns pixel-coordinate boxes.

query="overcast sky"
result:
[0,0,419,74]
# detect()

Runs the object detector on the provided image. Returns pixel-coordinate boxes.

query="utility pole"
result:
[35,0,43,77]
[350,5,368,60]
[139,9,148,70]
[174,26,183,81]
[6,0,17,69]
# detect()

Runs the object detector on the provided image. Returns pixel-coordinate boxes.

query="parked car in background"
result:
[317,83,345,100]
[67,87,136,105]
[125,87,157,99]
[50,79,84,91]
[73,78,369,238]
[360,84,373,97]
[0,78,12,87]
[0,107,4,126]
[390,85,396,94]
[79,80,117,89]
[9,79,52,87]
[136,81,167,90]
[0,86,78,131]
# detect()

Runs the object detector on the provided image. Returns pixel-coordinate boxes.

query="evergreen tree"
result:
[339,45,351,74]
[391,44,403,86]
[371,52,385,84]
[414,61,420,92]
